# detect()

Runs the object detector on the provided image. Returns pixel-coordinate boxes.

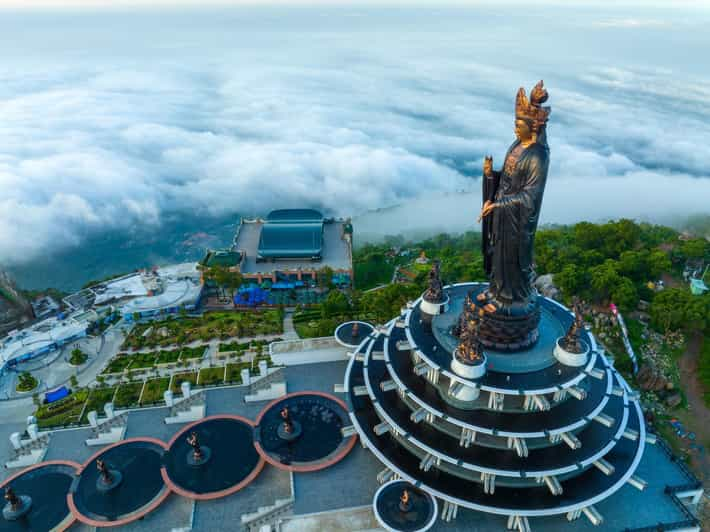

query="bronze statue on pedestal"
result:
[475,81,552,351]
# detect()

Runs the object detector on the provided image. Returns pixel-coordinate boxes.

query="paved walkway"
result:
[282,309,299,340]
[678,334,710,483]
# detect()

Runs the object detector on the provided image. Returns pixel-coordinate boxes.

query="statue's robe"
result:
[482,138,549,308]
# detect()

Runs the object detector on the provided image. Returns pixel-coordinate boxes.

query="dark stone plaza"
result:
[0,352,702,531]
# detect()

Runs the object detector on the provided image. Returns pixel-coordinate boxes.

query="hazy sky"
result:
[2,0,710,7]
[1,4,710,272]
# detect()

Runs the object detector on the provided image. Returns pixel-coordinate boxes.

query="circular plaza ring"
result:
[373,480,438,532]
[254,391,357,472]
[67,438,169,528]
[161,415,265,500]
[0,460,80,532]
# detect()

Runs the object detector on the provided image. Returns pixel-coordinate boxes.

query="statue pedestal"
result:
[186,446,212,467]
[277,420,302,442]
[553,338,589,367]
[420,295,449,317]
[474,299,540,352]
[447,352,487,404]
[2,496,32,521]
[96,470,123,492]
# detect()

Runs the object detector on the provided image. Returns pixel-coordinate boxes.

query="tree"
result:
[205,265,231,299]
[611,277,639,312]
[647,250,672,279]
[70,375,79,388]
[555,264,585,297]
[317,266,334,290]
[618,250,647,281]
[589,260,622,303]
[321,290,350,319]
[648,288,709,333]
[226,271,244,306]
[681,238,709,260]
[70,348,87,366]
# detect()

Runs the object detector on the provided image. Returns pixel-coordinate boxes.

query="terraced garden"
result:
[101,347,206,375]
[121,309,284,350]
[35,389,90,429]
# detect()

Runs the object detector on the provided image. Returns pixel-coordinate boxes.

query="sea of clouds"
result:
[1,5,709,269]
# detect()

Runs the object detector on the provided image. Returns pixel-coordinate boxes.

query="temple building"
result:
[204,209,353,287]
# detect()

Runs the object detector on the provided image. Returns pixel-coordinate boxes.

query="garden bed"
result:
[225,362,250,384]
[114,382,144,408]
[102,355,132,374]
[155,349,181,364]
[180,346,205,361]
[198,367,225,386]
[16,373,39,393]
[140,377,170,405]
[171,372,198,393]
[80,387,117,423]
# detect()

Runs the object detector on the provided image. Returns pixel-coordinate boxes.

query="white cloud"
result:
[0,6,709,268]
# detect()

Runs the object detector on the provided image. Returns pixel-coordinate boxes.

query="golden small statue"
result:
[4,487,19,511]
[399,489,412,512]
[96,458,113,485]
[187,431,203,461]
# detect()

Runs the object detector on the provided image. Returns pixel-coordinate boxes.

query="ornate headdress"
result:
[515,80,551,132]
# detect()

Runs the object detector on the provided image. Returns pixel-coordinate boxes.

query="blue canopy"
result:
[45,386,70,403]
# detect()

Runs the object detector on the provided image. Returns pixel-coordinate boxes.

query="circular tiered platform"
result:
[68,438,169,527]
[344,282,648,529]
[162,416,265,500]
[373,480,438,532]
[255,392,357,472]
[0,461,79,532]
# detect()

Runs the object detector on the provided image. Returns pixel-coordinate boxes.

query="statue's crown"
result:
[515,80,551,131]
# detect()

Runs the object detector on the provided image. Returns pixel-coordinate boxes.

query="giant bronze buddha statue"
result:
[475,81,551,351]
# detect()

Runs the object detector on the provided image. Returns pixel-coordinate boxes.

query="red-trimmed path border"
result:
[67,437,171,528]
[1,459,82,532]
[254,391,358,473]
[161,414,266,500]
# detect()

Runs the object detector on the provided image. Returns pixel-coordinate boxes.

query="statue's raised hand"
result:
[483,155,493,178]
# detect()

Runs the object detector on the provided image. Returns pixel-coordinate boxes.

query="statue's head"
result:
[515,80,551,143]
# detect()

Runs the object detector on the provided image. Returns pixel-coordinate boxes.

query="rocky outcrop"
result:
[636,364,670,392]
[0,271,32,336]
[534,274,560,301]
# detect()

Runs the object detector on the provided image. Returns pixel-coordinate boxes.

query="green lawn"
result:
[171,372,198,393]
[155,349,181,364]
[114,382,144,408]
[80,387,117,423]
[140,377,170,405]
[102,355,132,374]
[129,352,158,370]
[219,340,252,353]
[198,367,225,386]
[180,346,205,361]
[35,389,89,429]
[225,362,250,384]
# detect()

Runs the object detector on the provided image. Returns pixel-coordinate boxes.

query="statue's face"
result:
[515,119,533,142]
